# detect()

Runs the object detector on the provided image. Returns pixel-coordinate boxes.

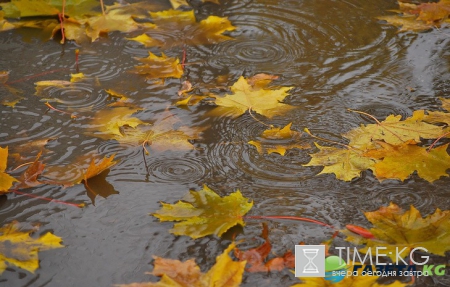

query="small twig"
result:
[6,68,68,85]
[181,45,187,70]
[347,108,404,143]
[75,49,80,73]
[11,162,34,171]
[244,215,335,229]
[11,190,84,208]
[304,128,357,150]
[100,0,106,16]
[427,131,450,152]
[248,107,273,128]
[45,102,77,118]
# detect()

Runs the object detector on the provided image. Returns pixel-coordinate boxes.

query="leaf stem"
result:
[427,131,450,152]
[248,107,273,128]
[45,102,77,118]
[244,215,335,229]
[11,190,84,208]
[6,68,68,85]
[304,128,356,150]
[347,108,404,143]
[100,0,106,16]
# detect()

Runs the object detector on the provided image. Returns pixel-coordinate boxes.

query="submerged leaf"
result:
[210,76,294,119]
[88,107,146,139]
[17,151,45,189]
[377,0,450,32]
[0,222,63,274]
[234,223,295,272]
[118,243,245,287]
[128,9,235,48]
[364,141,450,182]
[153,185,253,239]
[249,123,309,155]
[0,147,19,193]
[130,52,183,80]
[343,203,450,261]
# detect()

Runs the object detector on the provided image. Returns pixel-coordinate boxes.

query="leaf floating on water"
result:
[16,151,45,189]
[249,123,310,156]
[130,52,183,80]
[0,221,64,274]
[342,203,450,262]
[83,154,117,183]
[377,0,450,32]
[127,9,236,48]
[210,76,294,119]
[234,223,295,272]
[152,185,253,239]
[0,147,19,193]
[304,143,376,181]
[365,140,450,182]
[423,97,450,125]
[118,243,245,287]
[0,11,14,31]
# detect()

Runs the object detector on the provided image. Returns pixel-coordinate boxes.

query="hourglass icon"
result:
[303,249,319,273]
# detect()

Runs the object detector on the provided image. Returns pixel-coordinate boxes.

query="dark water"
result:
[0,0,450,286]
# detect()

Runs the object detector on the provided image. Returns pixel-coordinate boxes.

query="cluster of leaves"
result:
[378,0,450,32]
[0,221,63,275]
[0,0,234,45]
[304,101,450,182]
[134,185,447,286]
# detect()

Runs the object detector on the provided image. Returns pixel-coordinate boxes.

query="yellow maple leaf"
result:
[343,203,450,262]
[423,97,450,125]
[0,147,19,193]
[130,52,183,80]
[0,11,14,31]
[82,8,140,42]
[364,140,450,182]
[0,222,63,274]
[88,106,146,139]
[249,123,309,155]
[303,143,376,181]
[127,9,235,48]
[118,243,245,287]
[83,154,116,183]
[210,76,294,119]
[344,110,444,147]
[153,185,253,239]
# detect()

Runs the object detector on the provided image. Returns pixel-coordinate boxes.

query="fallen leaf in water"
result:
[153,185,253,239]
[423,97,450,125]
[249,123,309,155]
[16,152,45,189]
[178,81,193,96]
[0,71,23,107]
[0,147,18,193]
[128,9,235,48]
[83,154,116,183]
[344,110,444,147]
[130,52,183,80]
[364,140,450,182]
[118,242,245,287]
[304,143,376,181]
[377,0,450,32]
[0,11,14,31]
[0,0,98,18]
[343,203,450,262]
[234,223,295,272]
[82,8,140,42]
[0,221,63,274]
[170,0,189,9]
[210,76,294,119]
[88,106,146,139]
